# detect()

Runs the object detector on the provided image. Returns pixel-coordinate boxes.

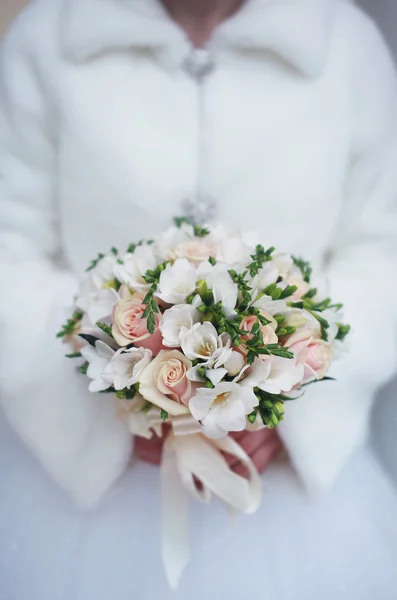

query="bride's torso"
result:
[52,2,353,274]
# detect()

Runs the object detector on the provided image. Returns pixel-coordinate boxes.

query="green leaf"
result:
[160,409,169,421]
[80,362,89,375]
[65,352,82,359]
[56,311,83,338]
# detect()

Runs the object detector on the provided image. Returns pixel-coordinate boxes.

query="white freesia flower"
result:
[224,350,246,377]
[80,340,115,392]
[197,262,238,318]
[240,356,303,395]
[252,294,287,315]
[181,321,231,365]
[250,262,279,300]
[76,255,119,316]
[282,308,320,332]
[160,304,200,347]
[102,347,152,390]
[85,287,120,326]
[216,236,252,265]
[156,258,197,304]
[113,245,157,291]
[189,382,258,438]
[272,253,294,280]
[322,308,342,343]
[81,341,152,392]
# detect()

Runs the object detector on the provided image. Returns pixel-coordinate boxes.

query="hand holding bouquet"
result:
[59,218,350,587]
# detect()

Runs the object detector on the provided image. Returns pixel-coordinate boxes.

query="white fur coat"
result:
[1,0,397,506]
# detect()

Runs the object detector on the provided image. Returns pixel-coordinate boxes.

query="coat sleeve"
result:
[0,10,132,506]
[279,9,397,494]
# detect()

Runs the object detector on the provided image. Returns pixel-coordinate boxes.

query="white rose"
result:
[113,245,157,291]
[156,258,197,304]
[189,382,258,438]
[160,304,201,347]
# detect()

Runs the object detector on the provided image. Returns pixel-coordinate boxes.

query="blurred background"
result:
[0,0,395,481]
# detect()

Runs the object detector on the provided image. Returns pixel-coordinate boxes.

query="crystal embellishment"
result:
[182,194,218,226]
[184,48,215,81]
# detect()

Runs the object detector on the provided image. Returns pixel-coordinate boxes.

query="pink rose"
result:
[241,313,278,346]
[138,350,193,416]
[286,329,332,381]
[173,240,216,265]
[112,293,162,353]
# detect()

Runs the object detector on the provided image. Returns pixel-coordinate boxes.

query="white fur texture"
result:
[0,0,397,504]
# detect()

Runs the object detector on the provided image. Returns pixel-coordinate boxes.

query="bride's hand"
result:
[135,427,283,475]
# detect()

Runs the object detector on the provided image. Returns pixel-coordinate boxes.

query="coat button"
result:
[184,48,215,81]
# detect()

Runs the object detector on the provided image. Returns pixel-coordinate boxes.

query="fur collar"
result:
[61,0,340,77]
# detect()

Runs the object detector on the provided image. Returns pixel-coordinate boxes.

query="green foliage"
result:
[65,352,82,359]
[229,269,252,311]
[161,410,169,421]
[142,261,169,334]
[173,216,210,238]
[255,389,286,428]
[86,253,105,272]
[56,311,83,339]
[336,323,351,341]
[247,245,275,277]
[115,388,136,400]
[96,322,114,338]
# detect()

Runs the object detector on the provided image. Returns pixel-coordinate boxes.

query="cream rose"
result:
[138,350,193,416]
[112,293,162,353]
[286,329,332,381]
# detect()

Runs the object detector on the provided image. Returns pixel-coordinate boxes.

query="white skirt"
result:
[1,414,397,600]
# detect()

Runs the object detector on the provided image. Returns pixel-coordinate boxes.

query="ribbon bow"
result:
[160,421,262,589]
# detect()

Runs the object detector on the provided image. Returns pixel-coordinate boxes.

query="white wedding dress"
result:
[1,412,397,600]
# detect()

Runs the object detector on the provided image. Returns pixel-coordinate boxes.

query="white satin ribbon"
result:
[161,430,262,589]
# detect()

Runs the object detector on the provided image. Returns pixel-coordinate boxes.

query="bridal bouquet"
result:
[58,218,350,587]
